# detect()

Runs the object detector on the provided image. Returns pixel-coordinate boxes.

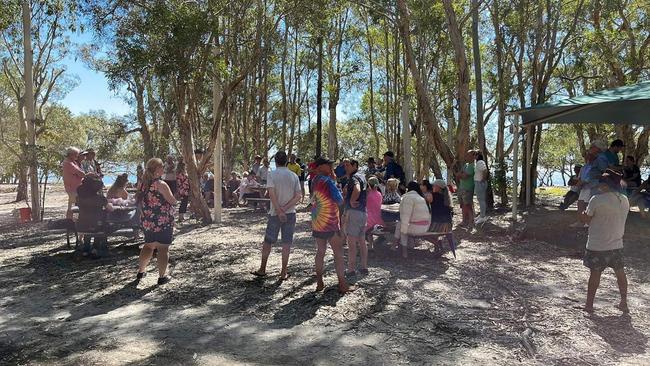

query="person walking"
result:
[474,151,489,224]
[311,156,353,294]
[580,170,629,313]
[136,158,177,285]
[455,150,476,226]
[343,159,369,277]
[163,155,177,195]
[176,161,190,222]
[251,151,302,281]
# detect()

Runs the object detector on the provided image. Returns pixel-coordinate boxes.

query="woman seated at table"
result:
[381,178,401,224]
[240,171,261,204]
[393,181,431,259]
[107,173,129,200]
[76,176,114,258]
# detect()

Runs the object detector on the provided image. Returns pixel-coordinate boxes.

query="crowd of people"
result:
[61,140,646,309]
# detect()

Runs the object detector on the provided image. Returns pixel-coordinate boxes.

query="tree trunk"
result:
[22,0,41,220]
[366,16,379,158]
[442,0,471,167]
[396,0,456,170]
[316,36,323,157]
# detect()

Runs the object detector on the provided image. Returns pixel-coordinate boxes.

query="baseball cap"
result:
[314,156,335,166]
[611,139,625,147]
[599,169,622,189]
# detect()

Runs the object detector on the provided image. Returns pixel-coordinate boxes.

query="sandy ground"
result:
[1,184,649,365]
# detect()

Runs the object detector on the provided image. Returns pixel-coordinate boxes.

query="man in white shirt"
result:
[251,151,302,281]
[580,170,629,313]
[473,151,489,224]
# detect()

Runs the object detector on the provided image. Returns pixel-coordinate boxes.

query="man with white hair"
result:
[571,140,610,228]
[62,147,94,219]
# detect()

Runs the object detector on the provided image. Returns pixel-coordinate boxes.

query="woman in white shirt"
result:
[474,151,488,224]
[393,181,431,258]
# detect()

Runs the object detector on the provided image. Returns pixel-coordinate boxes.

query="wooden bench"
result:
[246,197,271,212]
[371,221,456,258]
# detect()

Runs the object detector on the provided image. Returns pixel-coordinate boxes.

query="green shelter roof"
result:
[511,81,650,126]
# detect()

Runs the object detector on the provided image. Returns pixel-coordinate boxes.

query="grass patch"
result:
[536,186,568,197]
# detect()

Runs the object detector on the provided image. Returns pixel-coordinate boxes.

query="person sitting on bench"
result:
[560,165,582,210]
[76,176,114,258]
[393,181,431,259]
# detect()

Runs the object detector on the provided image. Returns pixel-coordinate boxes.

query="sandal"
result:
[250,270,267,277]
[157,276,171,285]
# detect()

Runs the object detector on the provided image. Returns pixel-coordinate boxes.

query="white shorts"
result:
[578,188,592,202]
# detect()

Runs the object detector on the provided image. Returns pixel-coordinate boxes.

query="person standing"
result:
[580,170,629,313]
[176,161,190,222]
[474,151,489,224]
[136,158,177,285]
[311,156,353,294]
[365,176,383,250]
[604,139,625,168]
[383,151,405,188]
[366,157,380,178]
[455,150,476,226]
[258,158,271,185]
[343,159,369,277]
[251,151,302,281]
[297,158,307,202]
[251,155,263,176]
[163,155,177,195]
[82,149,102,177]
[62,147,93,219]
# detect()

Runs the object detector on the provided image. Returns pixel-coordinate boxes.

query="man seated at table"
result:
[560,164,582,210]
[76,177,114,258]
[630,176,650,218]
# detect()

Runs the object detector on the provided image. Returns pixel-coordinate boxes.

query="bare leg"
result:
[614,269,629,313]
[255,242,272,275]
[156,245,170,278]
[585,269,602,313]
[466,204,475,226]
[138,243,156,273]
[357,237,368,270]
[347,237,357,272]
[329,234,351,293]
[279,244,290,280]
[315,239,327,291]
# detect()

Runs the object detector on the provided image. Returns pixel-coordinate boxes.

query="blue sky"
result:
[59,31,131,116]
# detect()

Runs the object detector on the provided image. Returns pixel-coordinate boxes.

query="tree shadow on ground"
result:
[589,314,648,354]
[67,281,156,321]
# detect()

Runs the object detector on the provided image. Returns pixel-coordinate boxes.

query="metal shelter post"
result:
[511,115,520,224]
[525,126,532,207]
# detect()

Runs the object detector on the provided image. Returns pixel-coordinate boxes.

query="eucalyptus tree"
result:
[0,0,77,214]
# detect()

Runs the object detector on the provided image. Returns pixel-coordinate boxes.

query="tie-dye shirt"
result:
[311,174,343,233]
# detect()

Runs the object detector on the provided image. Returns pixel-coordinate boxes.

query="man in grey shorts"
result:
[251,151,302,281]
[344,159,369,277]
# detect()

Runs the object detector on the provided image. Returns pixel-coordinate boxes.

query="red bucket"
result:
[18,207,32,223]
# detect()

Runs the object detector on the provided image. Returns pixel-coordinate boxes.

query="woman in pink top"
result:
[365,176,383,250]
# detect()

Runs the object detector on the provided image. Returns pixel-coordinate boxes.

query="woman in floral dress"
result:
[136,158,177,285]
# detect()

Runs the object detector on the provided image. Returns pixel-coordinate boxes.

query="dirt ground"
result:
[1,184,649,365]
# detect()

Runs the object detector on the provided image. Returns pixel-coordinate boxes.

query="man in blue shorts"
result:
[251,151,302,281]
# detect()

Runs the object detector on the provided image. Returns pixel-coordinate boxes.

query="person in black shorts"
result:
[136,158,177,285]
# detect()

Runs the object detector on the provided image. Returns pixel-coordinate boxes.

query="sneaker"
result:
[157,276,171,285]
[359,268,369,276]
